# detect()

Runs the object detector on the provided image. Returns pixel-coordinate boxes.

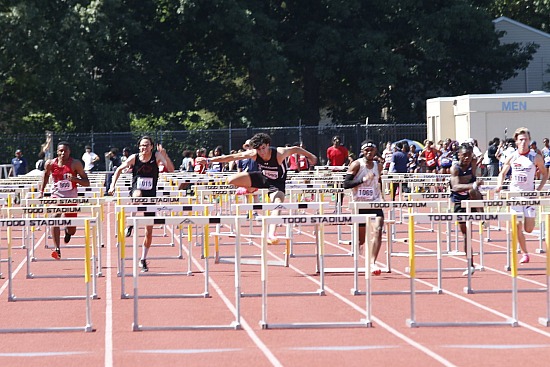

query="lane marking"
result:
[0,352,90,357]
[131,348,241,354]
[290,345,398,351]
[104,203,114,367]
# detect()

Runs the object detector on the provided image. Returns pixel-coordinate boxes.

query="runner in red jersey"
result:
[40,141,90,259]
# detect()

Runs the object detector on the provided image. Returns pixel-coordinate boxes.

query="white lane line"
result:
[180,241,284,367]
[104,203,113,367]
[0,232,45,296]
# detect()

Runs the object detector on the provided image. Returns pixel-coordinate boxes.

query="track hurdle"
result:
[0,217,95,333]
[116,202,214,298]
[2,205,100,298]
[463,198,550,274]
[22,196,107,275]
[406,212,521,328]
[226,202,329,268]
[538,212,550,326]
[258,214,376,329]
[129,215,246,331]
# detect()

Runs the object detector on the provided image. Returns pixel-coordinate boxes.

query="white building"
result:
[426,91,550,152]
[494,17,550,93]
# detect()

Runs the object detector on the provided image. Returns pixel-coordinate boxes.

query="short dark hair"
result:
[249,133,271,149]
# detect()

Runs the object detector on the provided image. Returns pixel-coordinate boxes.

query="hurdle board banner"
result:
[407,212,522,223]
[0,188,19,193]
[234,202,328,212]
[29,197,96,205]
[118,204,213,213]
[127,197,183,204]
[353,201,444,209]
[17,206,83,214]
[404,193,451,199]
[258,214,369,225]
[503,190,550,198]
[129,216,245,226]
[0,218,97,227]
[294,188,345,194]
[197,185,236,190]
[461,199,550,208]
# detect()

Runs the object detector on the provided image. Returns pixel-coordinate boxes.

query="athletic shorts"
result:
[358,208,384,228]
[248,171,285,194]
[510,205,536,220]
[453,202,478,224]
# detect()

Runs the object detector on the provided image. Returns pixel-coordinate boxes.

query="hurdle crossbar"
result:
[406,212,521,328]
[258,214,376,329]
[130,215,246,331]
[0,217,95,333]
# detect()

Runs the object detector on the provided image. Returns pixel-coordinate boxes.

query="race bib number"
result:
[357,187,374,200]
[57,180,72,192]
[426,159,436,167]
[137,177,154,190]
[513,173,527,183]
[299,159,308,170]
[262,170,278,180]
[545,156,550,163]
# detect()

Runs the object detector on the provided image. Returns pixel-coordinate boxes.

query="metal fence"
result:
[1,122,426,173]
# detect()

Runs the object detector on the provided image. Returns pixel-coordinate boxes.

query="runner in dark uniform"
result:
[196,133,317,243]
[449,143,483,276]
[108,136,174,272]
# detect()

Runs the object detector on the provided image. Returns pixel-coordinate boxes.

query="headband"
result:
[361,142,377,150]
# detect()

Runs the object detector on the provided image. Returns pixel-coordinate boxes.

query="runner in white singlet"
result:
[496,127,548,264]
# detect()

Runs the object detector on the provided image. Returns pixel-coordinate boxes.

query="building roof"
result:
[493,16,550,39]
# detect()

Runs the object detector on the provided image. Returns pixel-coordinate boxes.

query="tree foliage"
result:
[0,0,541,133]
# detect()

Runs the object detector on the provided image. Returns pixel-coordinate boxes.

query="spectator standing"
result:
[82,145,100,173]
[542,138,550,177]
[485,138,500,176]
[388,142,409,200]
[9,149,28,177]
[326,135,349,166]
[180,149,195,172]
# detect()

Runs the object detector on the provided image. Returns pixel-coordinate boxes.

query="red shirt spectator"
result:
[326,136,349,166]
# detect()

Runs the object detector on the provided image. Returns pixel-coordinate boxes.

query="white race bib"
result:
[57,180,72,192]
[262,170,278,180]
[357,187,374,200]
[545,156,550,163]
[137,177,154,190]
[513,173,528,183]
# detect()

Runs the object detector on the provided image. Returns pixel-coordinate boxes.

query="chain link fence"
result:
[1,122,426,174]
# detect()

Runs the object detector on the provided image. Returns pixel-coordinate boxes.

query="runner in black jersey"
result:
[449,143,483,276]
[108,136,174,272]
[196,133,317,243]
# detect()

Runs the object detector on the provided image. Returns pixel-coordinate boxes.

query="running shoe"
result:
[139,259,149,272]
[125,226,134,237]
[371,264,382,276]
[64,229,72,244]
[236,187,258,195]
[51,248,61,260]
[519,254,530,264]
[267,235,280,245]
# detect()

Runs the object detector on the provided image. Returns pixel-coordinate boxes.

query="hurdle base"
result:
[260,320,372,329]
[536,248,546,254]
[407,319,518,328]
[538,317,550,326]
